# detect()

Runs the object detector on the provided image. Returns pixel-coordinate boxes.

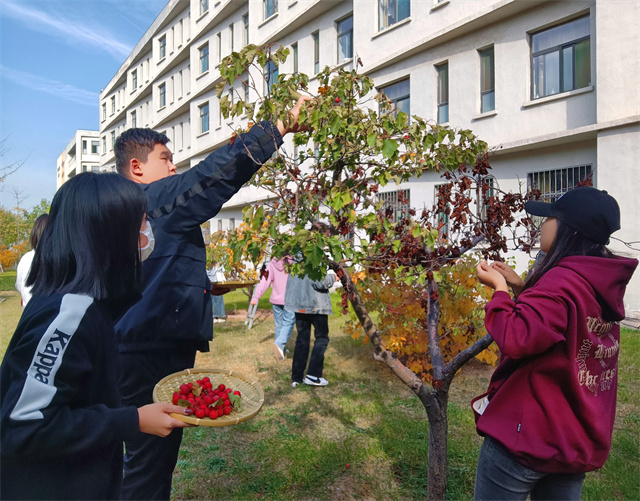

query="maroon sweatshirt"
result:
[472,255,638,474]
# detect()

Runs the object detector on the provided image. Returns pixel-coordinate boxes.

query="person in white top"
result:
[15,214,48,308]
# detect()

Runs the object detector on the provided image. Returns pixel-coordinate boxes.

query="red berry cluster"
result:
[172,377,242,420]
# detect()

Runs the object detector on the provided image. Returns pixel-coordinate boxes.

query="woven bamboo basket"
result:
[215,280,258,291]
[153,368,264,427]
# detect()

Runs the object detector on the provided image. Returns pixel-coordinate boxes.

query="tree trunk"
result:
[423,390,449,501]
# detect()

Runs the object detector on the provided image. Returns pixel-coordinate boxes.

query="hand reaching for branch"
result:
[476,261,509,293]
[277,95,313,136]
[490,261,525,295]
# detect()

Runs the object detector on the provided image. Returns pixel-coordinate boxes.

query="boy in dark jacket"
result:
[114,97,309,500]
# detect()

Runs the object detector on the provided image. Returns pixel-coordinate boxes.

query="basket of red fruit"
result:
[153,368,264,427]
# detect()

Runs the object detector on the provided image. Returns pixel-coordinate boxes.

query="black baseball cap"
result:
[524,187,620,244]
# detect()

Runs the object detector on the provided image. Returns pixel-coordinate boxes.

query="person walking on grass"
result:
[472,187,637,500]
[251,257,295,361]
[15,213,48,308]
[285,267,336,387]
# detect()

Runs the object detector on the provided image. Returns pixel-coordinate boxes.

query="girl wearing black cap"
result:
[471,187,637,500]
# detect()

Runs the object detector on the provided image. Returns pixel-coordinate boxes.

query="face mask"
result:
[139,220,155,262]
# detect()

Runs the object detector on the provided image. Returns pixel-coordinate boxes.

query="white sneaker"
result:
[303,375,329,386]
[273,344,285,361]
[292,381,300,388]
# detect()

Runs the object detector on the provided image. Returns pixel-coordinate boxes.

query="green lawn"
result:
[1,288,638,500]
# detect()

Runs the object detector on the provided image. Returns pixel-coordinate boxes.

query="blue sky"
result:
[0,0,167,210]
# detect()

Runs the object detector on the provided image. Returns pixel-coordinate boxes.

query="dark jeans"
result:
[119,348,197,500]
[291,313,329,382]
[474,436,586,500]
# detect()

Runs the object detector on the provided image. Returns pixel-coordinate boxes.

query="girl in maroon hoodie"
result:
[473,187,637,500]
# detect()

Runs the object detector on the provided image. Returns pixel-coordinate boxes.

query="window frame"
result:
[132,69,138,89]
[91,140,100,154]
[337,15,353,63]
[199,43,209,74]
[200,0,209,16]
[379,78,410,119]
[378,0,410,32]
[159,35,166,60]
[479,46,495,113]
[199,102,210,133]
[242,13,249,46]
[159,83,166,108]
[378,189,411,224]
[264,0,277,20]
[530,16,591,100]
[436,62,449,124]
[312,31,320,74]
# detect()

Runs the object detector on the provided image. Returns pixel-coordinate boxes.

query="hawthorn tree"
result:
[217,44,535,499]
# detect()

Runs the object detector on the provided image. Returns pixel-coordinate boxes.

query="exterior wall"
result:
[99,0,640,311]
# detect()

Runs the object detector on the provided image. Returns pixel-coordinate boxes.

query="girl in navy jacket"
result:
[0,173,189,500]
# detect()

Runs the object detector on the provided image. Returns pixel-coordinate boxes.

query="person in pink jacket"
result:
[251,258,295,361]
[473,187,637,500]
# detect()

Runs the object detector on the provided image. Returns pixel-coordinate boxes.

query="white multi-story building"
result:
[100,0,639,313]
[56,130,104,188]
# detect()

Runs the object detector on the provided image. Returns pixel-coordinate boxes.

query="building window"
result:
[312,31,320,74]
[199,44,209,74]
[479,46,495,113]
[200,103,210,133]
[264,60,279,95]
[242,13,249,46]
[91,141,99,154]
[380,78,410,118]
[200,0,209,15]
[102,103,106,121]
[132,69,138,89]
[434,184,450,237]
[337,15,353,63]
[82,140,87,154]
[264,0,277,20]
[82,164,88,173]
[378,0,410,31]
[111,131,116,149]
[159,35,166,59]
[178,70,183,98]
[478,176,496,220]
[229,218,236,230]
[436,62,449,124]
[131,110,137,128]
[243,80,250,102]
[229,23,234,53]
[102,136,107,153]
[218,220,223,232]
[292,42,298,73]
[111,96,115,114]
[527,165,593,203]
[378,189,410,223]
[159,83,166,108]
[217,32,222,63]
[531,16,590,99]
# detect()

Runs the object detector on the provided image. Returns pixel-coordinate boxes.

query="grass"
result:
[1,289,638,500]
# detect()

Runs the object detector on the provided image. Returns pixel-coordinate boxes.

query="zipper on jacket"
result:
[517,424,521,433]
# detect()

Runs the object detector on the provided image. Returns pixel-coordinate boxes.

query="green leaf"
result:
[412,226,421,238]
[382,139,398,159]
[393,240,402,253]
[367,133,377,148]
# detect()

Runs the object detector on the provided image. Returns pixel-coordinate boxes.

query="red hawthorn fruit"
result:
[335,97,341,103]
[195,409,206,419]
[180,384,189,395]
[196,379,203,385]
[223,407,231,415]
[209,409,218,419]
[202,377,210,383]
[172,392,180,405]
[204,396,213,406]
[213,395,221,402]
[218,384,226,391]
[213,388,220,395]
[222,393,230,401]
[204,382,213,389]
[187,383,193,390]
[233,391,241,396]
[225,388,232,393]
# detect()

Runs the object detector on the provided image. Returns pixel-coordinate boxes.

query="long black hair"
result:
[27,172,147,301]
[523,219,615,291]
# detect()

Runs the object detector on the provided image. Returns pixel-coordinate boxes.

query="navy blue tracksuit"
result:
[115,122,283,500]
